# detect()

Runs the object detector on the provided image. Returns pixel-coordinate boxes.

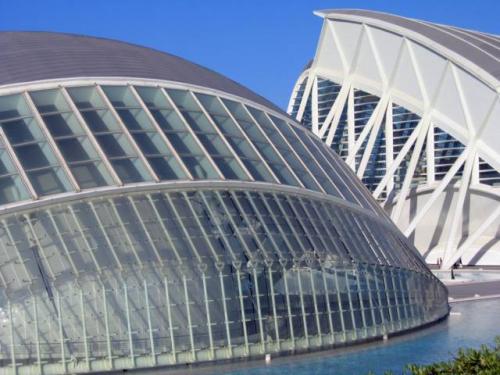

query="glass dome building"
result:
[0,32,448,374]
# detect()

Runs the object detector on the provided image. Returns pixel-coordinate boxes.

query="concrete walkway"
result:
[447,280,500,302]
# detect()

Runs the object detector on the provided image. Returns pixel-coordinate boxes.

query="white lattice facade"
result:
[289,10,500,270]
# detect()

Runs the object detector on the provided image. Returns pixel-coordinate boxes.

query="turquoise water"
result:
[219,299,500,375]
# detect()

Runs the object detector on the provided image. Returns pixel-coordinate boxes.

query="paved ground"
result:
[447,280,500,302]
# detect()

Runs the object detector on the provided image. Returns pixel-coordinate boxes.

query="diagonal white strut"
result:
[403,144,472,237]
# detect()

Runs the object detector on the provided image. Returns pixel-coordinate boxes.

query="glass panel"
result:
[135,86,219,179]
[67,86,152,183]
[195,93,275,183]
[166,89,248,180]
[0,94,72,196]
[271,116,341,197]
[30,89,114,189]
[246,106,320,191]
[101,86,187,181]
[0,139,30,203]
[221,98,300,186]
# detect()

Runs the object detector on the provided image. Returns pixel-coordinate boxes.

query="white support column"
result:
[356,98,388,179]
[123,283,135,366]
[235,267,249,354]
[311,76,319,134]
[441,149,476,266]
[282,267,295,349]
[354,270,368,338]
[56,292,67,373]
[333,270,347,342]
[182,274,195,361]
[347,87,355,169]
[327,20,349,72]
[144,280,157,365]
[309,270,322,344]
[471,153,480,185]
[219,269,233,356]
[296,71,315,122]
[163,277,176,362]
[321,270,335,343]
[322,84,351,145]
[404,145,472,236]
[318,82,350,139]
[391,117,431,223]
[267,266,280,349]
[8,301,16,375]
[102,288,113,369]
[385,100,394,193]
[32,295,42,374]
[297,270,309,346]
[79,290,90,370]
[374,59,450,200]
[426,123,435,185]
[201,271,214,359]
[252,267,265,352]
[346,96,389,169]
[373,119,425,199]
[442,204,500,270]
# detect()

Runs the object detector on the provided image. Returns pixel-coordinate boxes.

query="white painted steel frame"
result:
[288,12,500,269]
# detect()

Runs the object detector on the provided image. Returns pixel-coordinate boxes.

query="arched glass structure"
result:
[289,9,500,270]
[0,31,448,374]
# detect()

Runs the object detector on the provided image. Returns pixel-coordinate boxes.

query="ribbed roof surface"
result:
[317,9,500,81]
[0,31,284,113]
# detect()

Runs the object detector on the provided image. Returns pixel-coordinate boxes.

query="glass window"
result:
[166,89,248,180]
[67,86,153,184]
[195,93,275,183]
[30,89,115,189]
[0,139,30,204]
[221,98,300,187]
[101,86,187,181]
[271,116,341,197]
[246,106,320,192]
[135,86,219,179]
[0,94,72,196]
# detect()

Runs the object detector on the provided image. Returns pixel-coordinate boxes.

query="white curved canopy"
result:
[289,9,500,269]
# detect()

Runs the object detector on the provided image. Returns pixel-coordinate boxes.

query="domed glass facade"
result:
[0,32,448,375]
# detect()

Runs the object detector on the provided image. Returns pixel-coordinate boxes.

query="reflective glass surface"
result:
[0,187,447,374]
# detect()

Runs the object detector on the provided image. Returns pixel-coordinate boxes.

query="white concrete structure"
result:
[289,9,500,270]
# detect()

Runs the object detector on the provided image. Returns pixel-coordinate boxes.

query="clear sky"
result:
[1,0,498,110]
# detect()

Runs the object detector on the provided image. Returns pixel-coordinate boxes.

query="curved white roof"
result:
[315,9,500,88]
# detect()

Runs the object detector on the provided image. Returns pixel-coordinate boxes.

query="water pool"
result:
[215,299,500,375]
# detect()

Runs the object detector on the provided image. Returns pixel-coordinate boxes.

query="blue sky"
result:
[1,0,498,109]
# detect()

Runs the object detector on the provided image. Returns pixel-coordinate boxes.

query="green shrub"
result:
[373,337,500,374]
